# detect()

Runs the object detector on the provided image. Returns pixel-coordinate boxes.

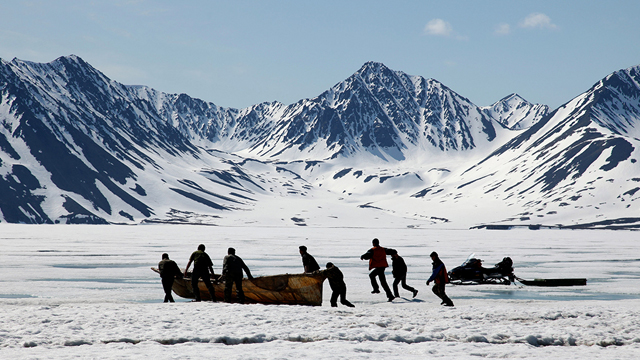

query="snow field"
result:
[1,300,639,359]
[0,224,639,359]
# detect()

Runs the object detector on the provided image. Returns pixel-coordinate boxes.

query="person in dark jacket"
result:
[158,253,182,303]
[322,262,355,307]
[426,251,454,306]
[391,252,418,299]
[184,244,217,302]
[299,245,320,273]
[222,247,253,303]
[360,238,395,302]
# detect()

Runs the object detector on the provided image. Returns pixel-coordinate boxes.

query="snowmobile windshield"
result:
[462,253,475,266]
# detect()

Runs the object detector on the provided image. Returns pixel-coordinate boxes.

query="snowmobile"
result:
[448,254,515,285]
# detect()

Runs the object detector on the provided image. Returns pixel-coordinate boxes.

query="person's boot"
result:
[412,290,418,298]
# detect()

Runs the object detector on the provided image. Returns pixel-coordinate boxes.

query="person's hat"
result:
[299,245,307,252]
[326,262,334,268]
[430,251,438,258]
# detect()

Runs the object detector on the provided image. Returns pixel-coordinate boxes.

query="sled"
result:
[516,277,587,287]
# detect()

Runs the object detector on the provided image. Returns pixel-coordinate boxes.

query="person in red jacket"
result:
[426,251,454,307]
[360,238,395,302]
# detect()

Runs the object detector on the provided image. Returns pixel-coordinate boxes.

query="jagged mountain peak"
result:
[246,61,504,159]
[50,54,85,66]
[481,93,549,130]
[493,93,525,105]
[351,61,443,90]
[356,61,392,74]
[349,61,409,91]
[582,65,640,138]
[7,54,94,75]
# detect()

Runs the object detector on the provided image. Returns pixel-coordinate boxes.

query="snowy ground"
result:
[1,224,639,359]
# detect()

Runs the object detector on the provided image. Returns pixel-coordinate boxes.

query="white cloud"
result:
[494,23,511,35]
[424,19,453,37]
[519,13,557,29]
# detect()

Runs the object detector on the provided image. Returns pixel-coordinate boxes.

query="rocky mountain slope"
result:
[481,93,549,130]
[0,56,638,228]
[399,65,640,228]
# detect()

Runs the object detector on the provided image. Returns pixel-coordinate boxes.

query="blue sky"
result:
[1,1,639,109]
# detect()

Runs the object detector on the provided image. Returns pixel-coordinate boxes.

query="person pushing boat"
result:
[299,245,320,273]
[322,262,355,308]
[222,247,253,304]
[158,253,182,303]
[184,244,217,302]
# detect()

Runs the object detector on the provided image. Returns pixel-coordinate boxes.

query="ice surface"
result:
[0,224,639,359]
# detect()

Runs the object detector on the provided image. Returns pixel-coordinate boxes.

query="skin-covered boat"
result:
[152,268,327,306]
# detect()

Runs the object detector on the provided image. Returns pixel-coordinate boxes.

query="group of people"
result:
[158,238,453,307]
[358,238,453,307]
[158,244,252,303]
[360,238,453,306]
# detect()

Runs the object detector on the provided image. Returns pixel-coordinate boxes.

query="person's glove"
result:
[360,255,365,260]
[426,280,431,286]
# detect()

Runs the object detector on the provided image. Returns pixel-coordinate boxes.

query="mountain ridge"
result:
[1,55,639,228]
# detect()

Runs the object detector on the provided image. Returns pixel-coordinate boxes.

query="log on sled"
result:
[152,268,327,305]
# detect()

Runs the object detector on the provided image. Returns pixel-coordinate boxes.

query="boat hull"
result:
[153,269,326,306]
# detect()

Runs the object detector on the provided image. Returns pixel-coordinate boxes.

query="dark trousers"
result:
[369,267,394,299]
[432,283,453,306]
[162,277,175,302]
[392,276,416,298]
[224,275,245,303]
[192,270,216,301]
[330,284,354,307]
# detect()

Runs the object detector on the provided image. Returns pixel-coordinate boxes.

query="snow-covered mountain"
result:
[1,55,638,228]
[0,56,267,224]
[481,93,549,130]
[402,64,640,228]
[230,62,505,161]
